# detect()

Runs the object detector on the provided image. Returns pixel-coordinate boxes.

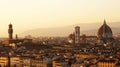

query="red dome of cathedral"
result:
[97,20,113,39]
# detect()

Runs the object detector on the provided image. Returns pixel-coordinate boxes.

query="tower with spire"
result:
[8,23,13,40]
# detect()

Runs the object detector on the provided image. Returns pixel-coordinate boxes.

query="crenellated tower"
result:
[8,23,13,40]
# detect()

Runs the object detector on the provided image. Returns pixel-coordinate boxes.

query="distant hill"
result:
[19,22,120,37]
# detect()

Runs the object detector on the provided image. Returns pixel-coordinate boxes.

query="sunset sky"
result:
[0,0,120,37]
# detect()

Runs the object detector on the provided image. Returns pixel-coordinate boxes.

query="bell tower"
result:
[75,26,80,45]
[8,23,13,40]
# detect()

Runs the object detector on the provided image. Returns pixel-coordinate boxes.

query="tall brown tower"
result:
[8,23,13,40]
[75,26,80,45]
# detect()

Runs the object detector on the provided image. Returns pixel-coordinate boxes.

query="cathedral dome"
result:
[97,20,113,39]
[67,33,75,44]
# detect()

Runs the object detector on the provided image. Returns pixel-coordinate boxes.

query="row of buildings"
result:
[0,20,120,67]
[68,20,114,46]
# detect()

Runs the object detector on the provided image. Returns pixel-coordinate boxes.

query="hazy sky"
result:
[0,0,120,37]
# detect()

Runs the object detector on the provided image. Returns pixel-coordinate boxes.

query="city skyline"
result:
[0,0,120,37]
[0,1,120,66]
